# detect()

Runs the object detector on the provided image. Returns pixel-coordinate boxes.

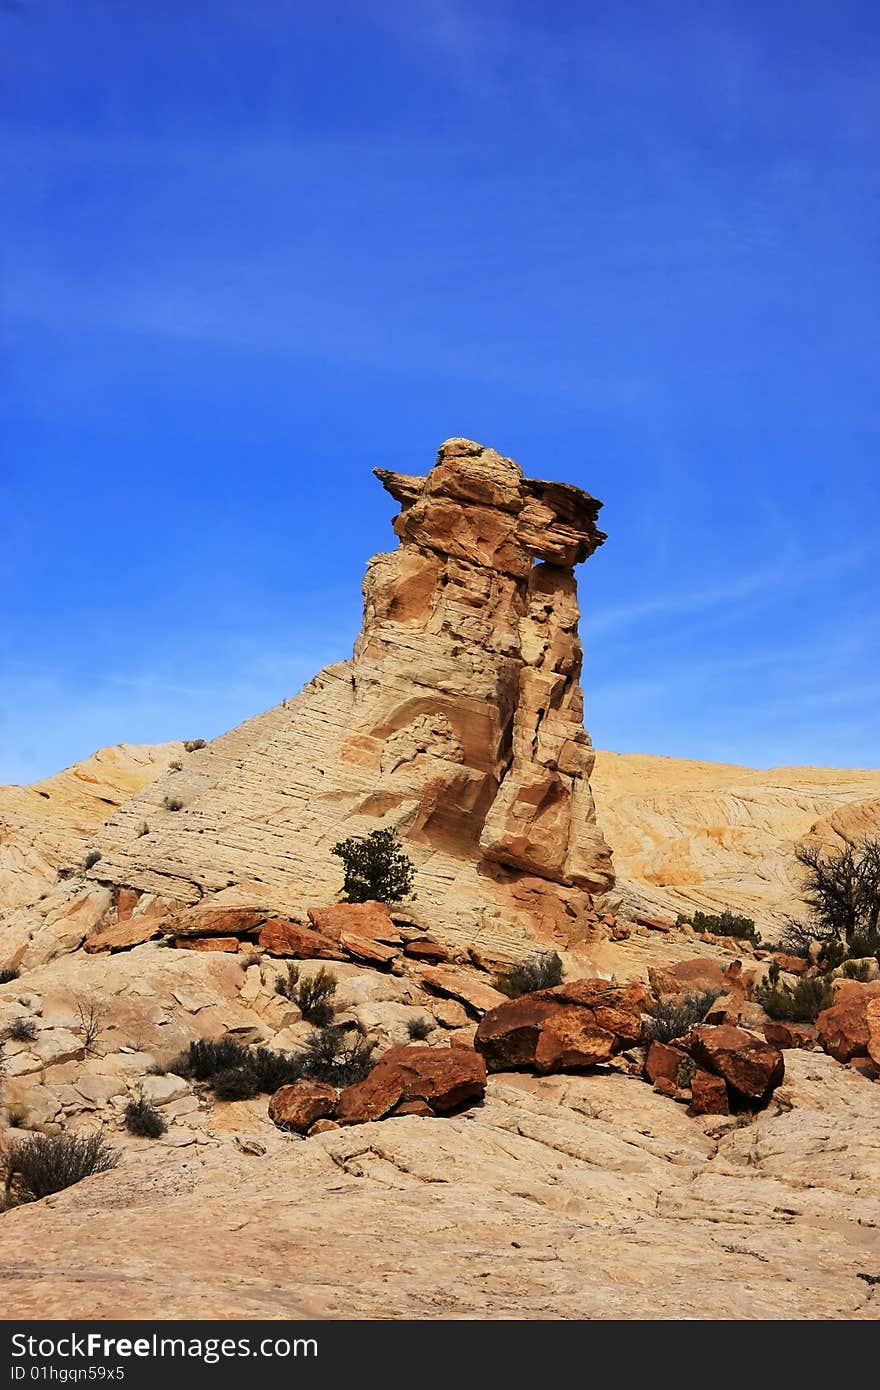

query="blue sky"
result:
[1,0,878,783]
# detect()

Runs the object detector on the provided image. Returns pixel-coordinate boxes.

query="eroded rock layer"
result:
[85,440,614,958]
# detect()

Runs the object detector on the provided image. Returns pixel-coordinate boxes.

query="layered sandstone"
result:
[0,743,183,912]
[592,751,880,933]
[80,439,613,958]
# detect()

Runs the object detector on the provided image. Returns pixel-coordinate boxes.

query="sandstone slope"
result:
[0,743,184,913]
[593,751,880,933]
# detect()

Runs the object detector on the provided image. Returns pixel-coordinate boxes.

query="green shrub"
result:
[174,1037,252,1081]
[646,988,720,1044]
[212,1066,260,1101]
[3,1132,118,1204]
[123,1093,166,1138]
[295,968,338,1026]
[842,958,873,981]
[689,909,761,947]
[754,963,833,1022]
[496,951,564,998]
[6,1017,38,1043]
[331,827,415,904]
[249,1047,305,1093]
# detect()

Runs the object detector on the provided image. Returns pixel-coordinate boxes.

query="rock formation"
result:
[79,439,614,958]
[592,751,880,931]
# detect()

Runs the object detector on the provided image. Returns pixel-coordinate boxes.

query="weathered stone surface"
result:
[474,980,646,1075]
[689,1069,729,1115]
[339,934,398,966]
[61,440,613,964]
[403,939,450,963]
[336,1044,486,1125]
[256,919,346,960]
[173,907,265,939]
[308,902,401,945]
[648,958,726,996]
[817,989,876,1063]
[868,998,880,1067]
[762,1020,818,1050]
[645,1040,689,1087]
[173,936,241,953]
[84,917,164,953]
[417,966,508,1017]
[687,1025,784,1102]
[268,1081,338,1134]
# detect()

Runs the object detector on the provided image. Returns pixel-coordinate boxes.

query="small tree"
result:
[783,839,880,954]
[331,827,415,904]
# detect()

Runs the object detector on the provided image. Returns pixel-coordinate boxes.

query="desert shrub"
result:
[496,951,564,998]
[6,1017,38,1043]
[0,969,19,985]
[275,963,300,1001]
[754,963,833,1022]
[406,1016,433,1041]
[174,1037,252,1081]
[3,1132,118,1204]
[184,739,206,752]
[842,959,873,982]
[211,1066,260,1101]
[163,795,184,812]
[689,909,761,947]
[847,930,880,961]
[646,988,720,1044]
[74,997,106,1054]
[249,1047,305,1093]
[295,968,338,1026]
[331,827,415,904]
[784,839,880,954]
[301,1026,376,1086]
[123,1093,167,1138]
[83,848,102,870]
[5,1104,28,1129]
[135,822,149,839]
[168,759,183,772]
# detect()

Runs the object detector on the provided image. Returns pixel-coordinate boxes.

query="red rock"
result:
[689,1069,729,1115]
[390,1099,434,1117]
[268,1080,338,1134]
[666,958,727,993]
[339,933,398,966]
[336,1044,486,1125]
[175,906,266,938]
[653,1076,689,1102]
[687,1025,784,1102]
[257,918,346,960]
[173,935,241,952]
[817,997,872,1062]
[307,1118,340,1135]
[474,979,647,1074]
[636,914,676,932]
[113,888,141,923]
[83,917,164,953]
[850,1056,880,1081]
[645,1040,689,1086]
[307,901,402,945]
[868,998,880,1067]
[762,1020,818,1050]
[771,952,810,977]
[418,966,508,1017]
[403,939,450,963]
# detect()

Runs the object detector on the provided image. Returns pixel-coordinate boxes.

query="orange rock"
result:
[403,939,450,963]
[336,1044,486,1125]
[771,952,810,977]
[113,887,141,923]
[268,1081,338,1134]
[418,966,508,1017]
[687,1025,784,1102]
[762,1020,818,1050]
[475,979,646,1075]
[173,935,241,952]
[689,1069,729,1115]
[339,933,398,966]
[175,906,266,938]
[390,1099,434,1117]
[83,917,164,953]
[817,992,875,1062]
[645,1040,689,1086]
[307,901,402,945]
[307,1118,340,1136]
[257,918,346,960]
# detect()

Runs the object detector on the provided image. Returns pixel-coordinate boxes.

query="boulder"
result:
[644,1040,689,1087]
[771,952,810,977]
[335,1044,486,1125]
[418,966,508,1017]
[307,902,402,945]
[403,939,450,963]
[648,958,727,996]
[687,1025,784,1102]
[83,917,164,953]
[817,993,873,1063]
[269,1081,338,1134]
[762,1020,818,1050]
[339,934,399,967]
[173,935,241,953]
[688,1069,729,1116]
[174,906,265,938]
[868,997,880,1067]
[474,979,647,1075]
[256,919,346,960]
